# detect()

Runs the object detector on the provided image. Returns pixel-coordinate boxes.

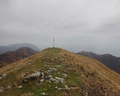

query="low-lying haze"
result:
[0,0,120,56]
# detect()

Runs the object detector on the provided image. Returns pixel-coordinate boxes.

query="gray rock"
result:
[2,74,7,78]
[49,68,57,71]
[41,92,46,95]
[55,65,62,68]
[0,77,2,80]
[20,73,26,79]
[7,86,11,89]
[65,85,69,90]
[50,78,56,82]
[48,75,52,78]
[0,89,4,93]
[58,88,65,90]
[62,74,67,78]
[18,86,22,89]
[1,86,4,89]
[54,80,59,84]
[40,79,44,83]
[55,77,64,83]
[47,70,53,74]
[55,86,58,89]
[24,71,41,80]
[41,72,44,78]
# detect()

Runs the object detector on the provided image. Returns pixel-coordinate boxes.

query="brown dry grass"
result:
[59,49,120,89]
[0,51,44,75]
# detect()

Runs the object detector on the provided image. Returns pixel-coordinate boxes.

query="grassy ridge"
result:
[0,47,120,96]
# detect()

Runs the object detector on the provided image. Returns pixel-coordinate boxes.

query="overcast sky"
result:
[0,0,120,56]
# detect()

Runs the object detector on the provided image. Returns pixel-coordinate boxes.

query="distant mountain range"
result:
[0,43,40,54]
[76,51,120,74]
[0,47,38,68]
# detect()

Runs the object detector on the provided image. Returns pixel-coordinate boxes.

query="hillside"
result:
[0,43,40,54]
[76,51,120,74]
[0,48,120,96]
[0,47,38,68]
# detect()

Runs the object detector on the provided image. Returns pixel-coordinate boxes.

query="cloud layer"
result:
[0,0,120,56]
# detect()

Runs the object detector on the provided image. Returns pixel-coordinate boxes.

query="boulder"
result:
[24,71,41,81]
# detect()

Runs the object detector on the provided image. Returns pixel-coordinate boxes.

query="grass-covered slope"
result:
[0,48,120,96]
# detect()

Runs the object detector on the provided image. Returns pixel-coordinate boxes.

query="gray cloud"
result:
[0,0,120,56]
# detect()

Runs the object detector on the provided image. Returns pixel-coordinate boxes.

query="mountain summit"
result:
[0,48,120,96]
[0,47,37,68]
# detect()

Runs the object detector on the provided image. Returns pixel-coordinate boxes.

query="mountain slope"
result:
[0,43,40,54]
[76,51,120,74]
[0,48,120,96]
[0,47,37,68]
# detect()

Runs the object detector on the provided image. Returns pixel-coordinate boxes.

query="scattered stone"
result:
[18,86,22,89]
[41,72,44,78]
[41,92,46,95]
[2,74,7,78]
[48,75,52,78]
[40,79,44,83]
[20,73,26,79]
[55,77,64,83]
[55,65,62,68]
[0,77,2,80]
[49,68,57,71]
[47,70,53,74]
[24,64,26,66]
[65,85,69,90]
[62,74,67,78]
[44,65,49,67]
[50,78,56,82]
[84,92,88,96]
[1,86,4,89]
[55,86,58,89]
[7,86,11,89]
[51,58,54,60]
[58,88,65,90]
[24,71,41,80]
[0,89,4,93]
[54,80,59,84]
